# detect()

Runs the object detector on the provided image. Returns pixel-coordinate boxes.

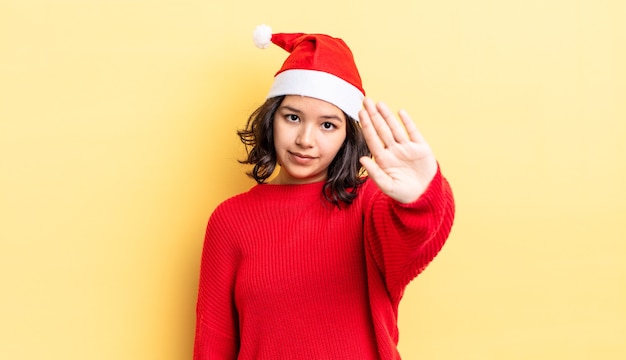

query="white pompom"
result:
[253,24,272,49]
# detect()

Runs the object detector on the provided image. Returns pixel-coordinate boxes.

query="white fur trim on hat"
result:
[267,69,364,121]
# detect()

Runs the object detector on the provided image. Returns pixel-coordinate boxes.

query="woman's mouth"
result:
[289,151,316,164]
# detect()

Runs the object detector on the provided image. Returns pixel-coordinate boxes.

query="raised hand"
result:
[359,98,438,204]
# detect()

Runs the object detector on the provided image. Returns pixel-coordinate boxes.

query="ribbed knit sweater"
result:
[194,168,455,359]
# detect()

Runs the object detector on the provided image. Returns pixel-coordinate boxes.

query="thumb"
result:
[359,157,389,188]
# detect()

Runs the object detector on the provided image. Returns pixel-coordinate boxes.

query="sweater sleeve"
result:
[362,165,455,302]
[194,204,240,360]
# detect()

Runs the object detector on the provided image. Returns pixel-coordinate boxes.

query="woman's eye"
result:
[287,114,299,122]
[321,122,335,130]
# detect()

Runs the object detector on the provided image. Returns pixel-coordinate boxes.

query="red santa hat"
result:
[253,24,365,121]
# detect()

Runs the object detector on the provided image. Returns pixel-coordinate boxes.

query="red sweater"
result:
[194,168,455,359]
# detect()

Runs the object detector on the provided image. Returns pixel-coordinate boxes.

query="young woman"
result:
[194,25,455,360]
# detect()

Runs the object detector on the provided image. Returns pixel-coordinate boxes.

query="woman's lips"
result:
[289,151,316,165]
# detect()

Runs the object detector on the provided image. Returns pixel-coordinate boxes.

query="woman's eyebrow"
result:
[320,114,344,122]
[279,105,344,122]
[278,105,302,114]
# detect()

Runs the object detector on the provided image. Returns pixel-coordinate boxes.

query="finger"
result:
[358,107,385,155]
[363,98,398,148]
[375,101,409,144]
[398,109,427,143]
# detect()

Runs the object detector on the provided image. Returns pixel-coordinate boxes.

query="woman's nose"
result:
[295,126,315,147]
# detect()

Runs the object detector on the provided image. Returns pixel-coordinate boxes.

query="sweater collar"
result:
[249,180,326,200]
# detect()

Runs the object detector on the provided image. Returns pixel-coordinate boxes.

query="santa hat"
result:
[253,24,365,121]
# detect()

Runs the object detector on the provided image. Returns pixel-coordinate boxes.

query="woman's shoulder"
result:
[211,186,258,216]
[210,182,318,216]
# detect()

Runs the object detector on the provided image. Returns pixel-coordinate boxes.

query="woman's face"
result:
[271,95,347,185]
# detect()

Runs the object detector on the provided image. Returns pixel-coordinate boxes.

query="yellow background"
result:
[1,0,624,359]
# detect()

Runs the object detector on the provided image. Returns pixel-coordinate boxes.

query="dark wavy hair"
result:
[237,96,371,206]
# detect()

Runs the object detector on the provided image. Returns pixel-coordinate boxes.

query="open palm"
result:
[359,98,438,204]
